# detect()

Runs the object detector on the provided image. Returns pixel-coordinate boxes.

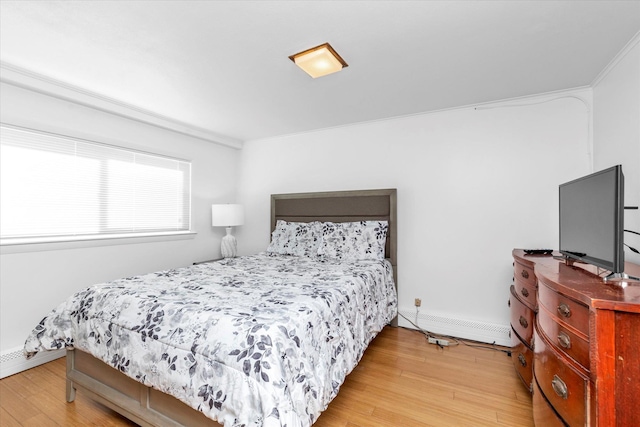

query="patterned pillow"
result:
[266,220,322,257]
[318,221,388,260]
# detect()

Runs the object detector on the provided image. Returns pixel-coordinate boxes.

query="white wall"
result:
[236,89,592,343]
[0,82,241,354]
[593,34,640,265]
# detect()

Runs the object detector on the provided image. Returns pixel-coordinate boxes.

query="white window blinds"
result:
[0,125,191,243]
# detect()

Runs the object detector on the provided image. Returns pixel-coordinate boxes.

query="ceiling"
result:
[1,1,639,144]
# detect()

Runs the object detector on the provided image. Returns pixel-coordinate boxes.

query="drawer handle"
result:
[519,316,528,329]
[520,287,529,298]
[557,303,572,318]
[507,299,511,308]
[518,353,527,367]
[551,375,568,399]
[558,331,571,349]
[521,270,529,279]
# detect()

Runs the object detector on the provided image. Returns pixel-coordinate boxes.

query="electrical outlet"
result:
[428,337,449,346]
[414,298,421,307]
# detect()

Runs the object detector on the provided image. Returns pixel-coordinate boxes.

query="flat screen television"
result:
[559,165,624,275]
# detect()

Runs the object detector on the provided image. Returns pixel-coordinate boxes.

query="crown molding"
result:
[591,30,640,87]
[0,62,242,149]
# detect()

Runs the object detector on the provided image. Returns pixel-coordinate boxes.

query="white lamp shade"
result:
[211,204,244,227]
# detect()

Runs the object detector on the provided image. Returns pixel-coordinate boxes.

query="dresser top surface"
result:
[513,249,640,312]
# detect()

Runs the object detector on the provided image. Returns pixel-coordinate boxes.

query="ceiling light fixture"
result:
[288,42,348,78]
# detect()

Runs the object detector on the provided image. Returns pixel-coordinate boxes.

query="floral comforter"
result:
[24,253,397,427]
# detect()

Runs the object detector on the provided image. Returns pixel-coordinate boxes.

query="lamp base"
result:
[220,227,237,258]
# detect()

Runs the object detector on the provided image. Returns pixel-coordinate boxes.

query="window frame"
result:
[0,124,195,250]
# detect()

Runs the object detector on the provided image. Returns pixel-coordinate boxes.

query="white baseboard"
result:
[398,308,511,347]
[1,346,65,379]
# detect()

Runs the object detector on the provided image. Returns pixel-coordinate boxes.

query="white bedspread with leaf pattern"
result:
[24,253,397,427]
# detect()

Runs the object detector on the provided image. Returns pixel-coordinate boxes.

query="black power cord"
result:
[624,230,640,254]
[625,244,640,254]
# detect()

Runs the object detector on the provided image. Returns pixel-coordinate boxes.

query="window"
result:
[0,124,191,244]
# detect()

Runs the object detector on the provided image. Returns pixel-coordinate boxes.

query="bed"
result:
[24,189,398,427]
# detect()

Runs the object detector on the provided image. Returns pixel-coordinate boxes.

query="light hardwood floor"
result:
[0,327,534,427]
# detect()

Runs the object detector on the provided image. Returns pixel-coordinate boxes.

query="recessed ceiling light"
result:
[288,43,348,78]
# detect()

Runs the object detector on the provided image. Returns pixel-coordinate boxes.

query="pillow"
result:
[318,221,388,261]
[266,220,322,257]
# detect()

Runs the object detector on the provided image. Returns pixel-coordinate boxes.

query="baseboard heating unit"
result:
[398,308,511,347]
[1,346,65,379]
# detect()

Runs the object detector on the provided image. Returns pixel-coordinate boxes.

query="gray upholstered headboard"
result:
[271,189,397,303]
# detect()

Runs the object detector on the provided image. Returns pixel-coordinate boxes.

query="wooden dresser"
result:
[510,249,640,426]
[510,253,537,392]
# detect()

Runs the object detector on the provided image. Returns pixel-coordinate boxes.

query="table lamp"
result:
[211,204,244,258]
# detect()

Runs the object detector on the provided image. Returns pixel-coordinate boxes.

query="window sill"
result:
[0,231,197,254]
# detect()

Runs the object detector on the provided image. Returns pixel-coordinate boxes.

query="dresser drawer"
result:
[510,285,535,346]
[538,303,589,370]
[532,377,567,427]
[538,283,590,337]
[534,327,590,427]
[513,276,537,311]
[511,334,533,392]
[514,260,536,288]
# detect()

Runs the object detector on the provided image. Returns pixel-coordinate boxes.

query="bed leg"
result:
[66,349,76,402]
[66,378,76,402]
[390,316,399,327]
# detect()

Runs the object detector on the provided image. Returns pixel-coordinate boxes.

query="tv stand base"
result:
[603,272,640,283]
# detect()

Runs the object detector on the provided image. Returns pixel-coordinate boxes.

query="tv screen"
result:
[559,165,624,273]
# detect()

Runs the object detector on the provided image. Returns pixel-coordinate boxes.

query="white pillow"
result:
[318,221,388,260]
[266,220,322,257]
